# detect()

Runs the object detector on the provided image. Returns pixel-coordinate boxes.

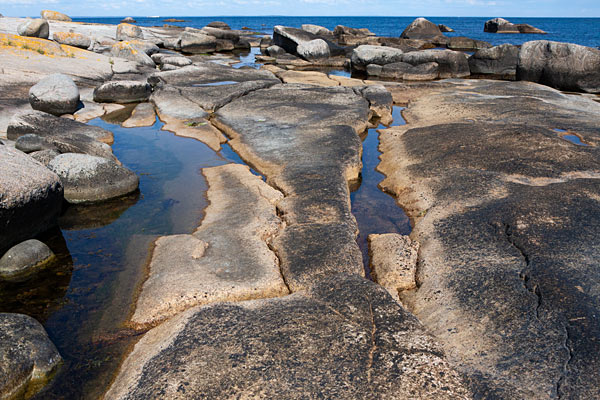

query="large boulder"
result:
[116,23,143,41]
[484,18,546,34]
[438,24,454,32]
[301,24,332,36]
[48,153,139,203]
[17,19,49,39]
[447,36,491,52]
[266,45,286,57]
[517,40,600,93]
[106,275,470,399]
[206,21,231,30]
[40,10,71,21]
[93,80,152,103]
[469,44,519,78]
[7,111,115,159]
[28,73,80,116]
[0,313,62,399]
[351,45,404,71]
[110,42,156,67]
[201,26,239,42]
[52,31,92,49]
[400,49,470,78]
[121,17,136,23]
[333,25,375,37]
[179,30,217,54]
[0,146,63,254]
[273,25,318,55]
[0,239,56,282]
[401,17,443,39]
[296,39,330,61]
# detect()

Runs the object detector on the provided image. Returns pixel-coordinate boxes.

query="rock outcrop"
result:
[351,45,404,71]
[517,40,600,93]
[116,23,143,41]
[401,17,444,39]
[29,73,80,116]
[17,19,49,39]
[93,80,152,103]
[484,18,546,34]
[469,44,519,78]
[40,10,71,22]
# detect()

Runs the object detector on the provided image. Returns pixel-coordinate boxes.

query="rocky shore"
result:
[1,11,599,399]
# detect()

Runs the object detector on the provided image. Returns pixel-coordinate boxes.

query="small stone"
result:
[15,134,55,154]
[160,56,192,67]
[48,153,139,203]
[17,19,49,39]
[0,240,56,281]
[403,62,440,81]
[266,45,286,57]
[116,23,143,41]
[206,21,231,30]
[29,73,80,116]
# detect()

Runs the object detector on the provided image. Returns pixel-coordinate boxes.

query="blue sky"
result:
[1,0,599,17]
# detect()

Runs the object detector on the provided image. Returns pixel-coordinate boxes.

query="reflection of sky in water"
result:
[233,47,262,69]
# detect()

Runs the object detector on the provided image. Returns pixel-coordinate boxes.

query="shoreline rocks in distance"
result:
[484,17,547,34]
[40,10,71,22]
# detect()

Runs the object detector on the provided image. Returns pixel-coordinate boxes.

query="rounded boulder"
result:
[40,10,71,22]
[52,32,92,49]
[116,23,143,41]
[48,153,139,203]
[15,134,55,154]
[93,80,152,104]
[29,73,80,116]
[17,19,49,39]
[297,39,331,61]
[0,239,56,282]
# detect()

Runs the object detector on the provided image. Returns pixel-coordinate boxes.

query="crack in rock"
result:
[556,323,574,399]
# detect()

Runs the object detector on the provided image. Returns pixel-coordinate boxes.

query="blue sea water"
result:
[74,16,600,48]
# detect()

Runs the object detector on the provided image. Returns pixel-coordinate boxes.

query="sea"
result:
[73,16,600,48]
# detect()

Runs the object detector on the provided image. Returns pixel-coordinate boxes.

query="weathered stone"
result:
[366,63,384,76]
[116,23,143,41]
[48,153,139,204]
[438,24,454,32]
[333,25,375,37]
[122,103,156,128]
[376,61,412,79]
[215,39,235,52]
[179,31,217,54]
[7,111,115,159]
[17,19,49,39]
[368,234,419,295]
[201,26,239,42]
[206,21,231,30]
[29,73,80,116]
[121,17,136,23]
[401,17,443,39]
[378,79,600,399]
[447,36,491,52]
[93,80,152,104]
[517,40,600,93]
[29,149,60,166]
[351,45,404,71]
[400,49,469,78]
[484,18,546,34]
[403,62,440,81]
[0,313,62,399]
[125,40,159,56]
[40,10,71,21]
[15,134,55,153]
[296,38,330,61]
[149,62,278,87]
[0,239,56,281]
[160,56,192,67]
[259,36,272,49]
[110,41,156,67]
[52,31,91,49]
[107,274,470,399]
[273,25,318,55]
[275,70,339,87]
[0,146,63,254]
[469,44,519,78]
[353,84,393,125]
[266,45,286,57]
[131,164,288,327]
[301,24,332,36]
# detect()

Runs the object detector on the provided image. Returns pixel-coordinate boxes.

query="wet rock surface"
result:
[378,79,600,399]
[48,153,139,204]
[108,275,470,399]
[0,146,63,255]
[0,313,62,399]
[0,239,56,282]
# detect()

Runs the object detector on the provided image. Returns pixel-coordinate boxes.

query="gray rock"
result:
[179,30,217,54]
[0,239,56,281]
[366,63,384,76]
[7,111,115,160]
[369,234,419,296]
[159,64,178,72]
[517,40,600,93]
[116,23,143,41]
[160,56,192,67]
[93,80,152,103]
[400,49,470,78]
[353,84,393,124]
[125,40,159,56]
[301,24,332,36]
[110,42,156,67]
[351,45,404,71]
[377,61,414,79]
[259,36,272,49]
[438,24,454,32]
[121,17,136,23]
[52,31,92,49]
[206,21,231,30]
[401,17,443,39]
[15,134,55,153]
[403,62,440,81]
[106,274,470,399]
[447,36,491,52]
[333,25,375,37]
[0,313,62,399]
[40,9,71,21]
[17,18,49,39]
[0,146,63,254]
[484,18,546,34]
[29,73,80,116]
[48,153,139,203]
[273,25,317,55]
[29,149,60,166]
[201,26,239,42]
[215,39,234,52]
[266,45,286,57]
[469,44,519,78]
[150,62,278,87]
[162,37,181,51]
[296,38,330,61]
